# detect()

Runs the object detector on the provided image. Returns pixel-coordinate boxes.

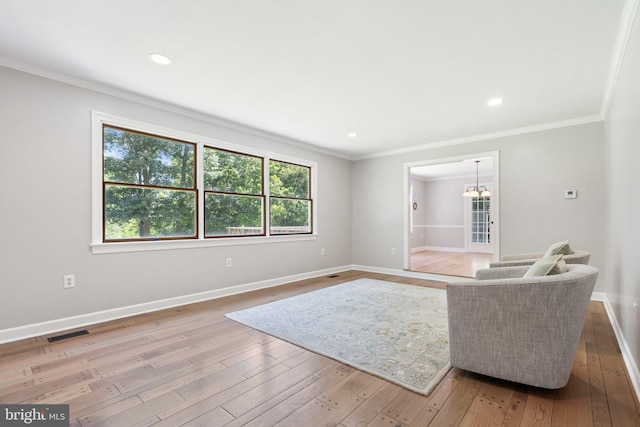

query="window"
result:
[269,160,312,234]
[103,126,197,241]
[203,147,264,237]
[92,112,317,252]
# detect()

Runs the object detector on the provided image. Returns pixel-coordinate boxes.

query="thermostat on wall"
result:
[564,190,577,199]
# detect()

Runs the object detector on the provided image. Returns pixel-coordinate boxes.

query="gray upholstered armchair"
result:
[490,249,590,268]
[446,264,598,389]
[490,240,590,268]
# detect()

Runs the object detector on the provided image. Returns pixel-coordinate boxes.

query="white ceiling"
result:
[0,1,628,159]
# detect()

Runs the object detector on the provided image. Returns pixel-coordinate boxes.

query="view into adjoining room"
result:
[410,250,494,278]
[408,156,495,277]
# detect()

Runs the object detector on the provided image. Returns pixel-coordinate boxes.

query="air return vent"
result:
[47,329,89,343]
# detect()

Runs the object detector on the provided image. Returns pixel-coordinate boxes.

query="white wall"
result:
[423,177,472,250]
[352,121,606,290]
[409,177,426,250]
[411,173,495,252]
[604,3,640,388]
[0,66,352,332]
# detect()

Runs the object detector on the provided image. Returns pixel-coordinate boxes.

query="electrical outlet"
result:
[63,274,75,289]
[321,248,325,256]
[226,258,232,268]
[391,248,396,255]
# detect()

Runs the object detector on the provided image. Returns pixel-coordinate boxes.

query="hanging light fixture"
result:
[463,160,491,197]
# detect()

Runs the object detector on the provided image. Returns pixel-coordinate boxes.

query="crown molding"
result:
[354,114,604,161]
[601,0,640,118]
[0,57,351,161]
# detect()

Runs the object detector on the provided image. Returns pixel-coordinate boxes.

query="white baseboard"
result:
[411,246,467,253]
[599,295,640,403]
[0,265,351,344]
[351,264,471,282]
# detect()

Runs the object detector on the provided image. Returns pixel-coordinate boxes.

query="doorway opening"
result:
[403,152,499,278]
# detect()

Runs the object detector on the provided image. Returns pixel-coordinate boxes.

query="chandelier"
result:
[462,160,491,197]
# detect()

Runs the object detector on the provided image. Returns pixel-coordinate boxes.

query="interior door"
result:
[466,185,494,254]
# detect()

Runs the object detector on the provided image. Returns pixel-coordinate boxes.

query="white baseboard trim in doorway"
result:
[410,246,467,253]
[351,264,471,282]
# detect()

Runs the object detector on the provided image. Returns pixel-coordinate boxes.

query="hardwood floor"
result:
[1,270,639,426]
[410,250,494,277]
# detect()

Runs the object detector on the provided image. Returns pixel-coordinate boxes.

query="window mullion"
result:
[197,142,205,240]
[265,157,271,237]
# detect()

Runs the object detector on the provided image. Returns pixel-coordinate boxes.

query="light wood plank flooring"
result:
[1,270,639,426]
[410,250,494,277]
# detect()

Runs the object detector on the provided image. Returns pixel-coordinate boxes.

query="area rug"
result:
[225,278,450,395]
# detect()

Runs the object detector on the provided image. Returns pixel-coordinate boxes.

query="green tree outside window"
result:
[103,126,196,240]
[203,148,264,236]
[101,124,313,242]
[269,161,311,234]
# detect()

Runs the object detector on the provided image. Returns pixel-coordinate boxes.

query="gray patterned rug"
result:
[225,278,450,395]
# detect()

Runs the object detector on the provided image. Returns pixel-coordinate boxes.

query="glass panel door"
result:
[471,196,491,244]
[467,188,493,254]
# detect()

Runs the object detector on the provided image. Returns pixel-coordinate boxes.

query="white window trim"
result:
[91,111,318,254]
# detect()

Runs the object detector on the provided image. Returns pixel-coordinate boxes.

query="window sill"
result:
[91,234,318,254]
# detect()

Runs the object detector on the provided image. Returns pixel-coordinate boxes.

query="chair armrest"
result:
[490,259,538,268]
[490,251,545,268]
[565,250,591,265]
[475,266,529,280]
[500,251,546,261]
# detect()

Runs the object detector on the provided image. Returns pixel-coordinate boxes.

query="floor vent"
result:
[327,274,340,278]
[47,329,89,343]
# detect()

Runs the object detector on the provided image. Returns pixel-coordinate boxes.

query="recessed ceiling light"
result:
[487,97,504,107]
[347,132,358,138]
[149,53,172,65]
